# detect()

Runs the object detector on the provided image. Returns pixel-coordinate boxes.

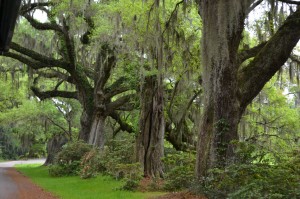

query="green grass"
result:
[16,164,164,199]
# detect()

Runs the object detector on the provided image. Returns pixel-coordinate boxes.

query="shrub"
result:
[80,149,104,179]
[121,179,140,191]
[116,163,143,191]
[49,141,92,177]
[194,149,300,199]
[163,150,196,191]
[164,165,194,191]
[98,136,137,176]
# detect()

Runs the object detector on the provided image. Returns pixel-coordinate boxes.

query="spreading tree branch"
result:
[23,13,63,32]
[20,2,51,15]
[10,42,69,70]
[109,111,134,133]
[31,87,78,100]
[277,0,300,5]
[238,42,267,63]
[3,52,53,70]
[37,70,74,84]
[247,0,264,15]
[239,7,300,109]
[106,94,135,114]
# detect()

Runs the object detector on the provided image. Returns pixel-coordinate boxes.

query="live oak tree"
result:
[97,0,202,177]
[3,0,135,149]
[195,0,300,178]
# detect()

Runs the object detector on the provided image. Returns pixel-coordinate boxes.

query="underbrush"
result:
[48,137,144,191]
[192,144,300,199]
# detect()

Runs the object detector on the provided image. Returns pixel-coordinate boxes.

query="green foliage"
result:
[80,148,103,179]
[194,148,300,199]
[163,150,196,191]
[121,179,140,191]
[49,141,92,177]
[243,78,300,162]
[98,135,137,177]
[28,143,46,158]
[117,163,143,191]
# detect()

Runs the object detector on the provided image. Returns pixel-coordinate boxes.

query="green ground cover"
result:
[16,164,164,199]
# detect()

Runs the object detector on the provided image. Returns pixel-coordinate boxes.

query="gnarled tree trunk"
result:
[196,0,253,177]
[136,75,164,178]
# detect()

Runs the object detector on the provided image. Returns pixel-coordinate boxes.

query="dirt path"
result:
[0,159,57,199]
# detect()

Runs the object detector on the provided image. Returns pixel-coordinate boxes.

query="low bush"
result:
[49,141,92,177]
[193,148,300,199]
[163,150,196,191]
[116,163,143,191]
[80,149,104,179]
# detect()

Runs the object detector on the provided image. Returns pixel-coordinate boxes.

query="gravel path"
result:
[0,159,57,199]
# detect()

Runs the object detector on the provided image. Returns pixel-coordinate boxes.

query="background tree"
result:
[3,0,135,149]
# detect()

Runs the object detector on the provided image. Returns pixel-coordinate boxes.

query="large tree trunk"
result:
[78,106,93,142]
[78,100,107,149]
[88,114,106,149]
[136,75,164,178]
[195,0,252,178]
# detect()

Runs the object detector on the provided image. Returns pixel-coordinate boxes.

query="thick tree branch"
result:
[238,42,267,63]
[247,0,264,15]
[106,94,135,114]
[109,111,134,133]
[37,70,74,84]
[104,77,132,99]
[31,87,78,100]
[23,13,63,32]
[239,7,300,109]
[10,42,70,70]
[20,2,51,15]
[277,0,300,5]
[3,52,53,70]
[61,18,76,67]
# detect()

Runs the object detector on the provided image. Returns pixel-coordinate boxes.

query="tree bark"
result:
[136,75,164,178]
[195,0,252,177]
[44,134,68,165]
[195,0,300,178]
[88,114,106,149]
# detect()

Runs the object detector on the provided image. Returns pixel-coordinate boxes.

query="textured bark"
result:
[136,76,164,178]
[195,1,300,178]
[88,114,106,149]
[44,135,68,165]
[195,0,249,177]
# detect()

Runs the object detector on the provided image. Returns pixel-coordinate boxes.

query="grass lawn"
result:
[16,164,165,199]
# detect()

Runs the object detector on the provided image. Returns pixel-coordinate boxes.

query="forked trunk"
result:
[136,76,164,178]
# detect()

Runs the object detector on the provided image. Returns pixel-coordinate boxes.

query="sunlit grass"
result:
[16,164,165,199]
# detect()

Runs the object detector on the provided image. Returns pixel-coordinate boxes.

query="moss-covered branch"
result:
[238,41,267,63]
[31,86,78,100]
[238,7,300,109]
[10,42,70,70]
[3,52,53,70]
[23,13,63,33]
